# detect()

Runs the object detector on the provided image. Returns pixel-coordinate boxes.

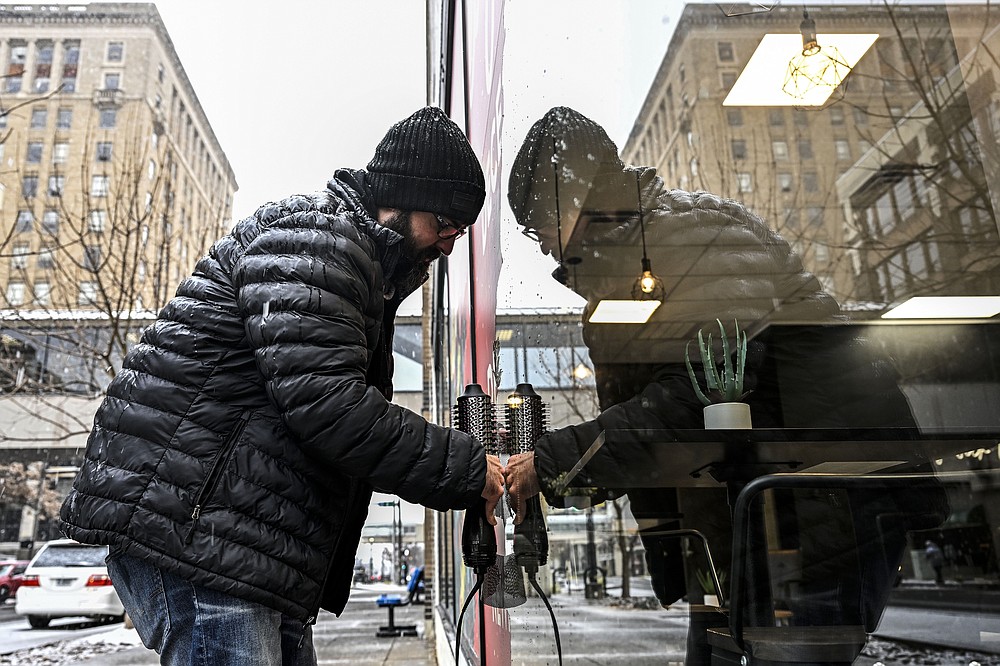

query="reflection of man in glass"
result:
[504,107,943,664]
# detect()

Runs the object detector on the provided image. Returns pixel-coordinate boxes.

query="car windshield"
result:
[33,544,109,567]
[0,565,12,576]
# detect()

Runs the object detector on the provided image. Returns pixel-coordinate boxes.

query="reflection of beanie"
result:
[367,107,486,226]
[508,106,624,230]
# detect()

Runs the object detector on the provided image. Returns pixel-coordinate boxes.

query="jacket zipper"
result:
[184,411,252,544]
[298,615,316,648]
[299,477,365,646]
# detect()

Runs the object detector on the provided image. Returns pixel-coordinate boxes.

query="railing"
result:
[91,88,123,106]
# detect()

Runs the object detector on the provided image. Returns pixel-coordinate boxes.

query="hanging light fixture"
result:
[630,172,664,302]
[781,9,855,104]
[724,12,876,108]
[589,172,664,325]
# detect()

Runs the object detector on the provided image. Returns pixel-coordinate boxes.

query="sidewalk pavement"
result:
[75,583,435,666]
[874,604,1000,655]
[39,578,1000,664]
[875,580,1000,655]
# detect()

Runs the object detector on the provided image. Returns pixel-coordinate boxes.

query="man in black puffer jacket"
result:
[60,107,504,665]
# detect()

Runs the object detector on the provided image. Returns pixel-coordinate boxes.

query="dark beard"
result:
[381,211,441,295]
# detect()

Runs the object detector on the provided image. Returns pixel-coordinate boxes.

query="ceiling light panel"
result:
[724,33,878,107]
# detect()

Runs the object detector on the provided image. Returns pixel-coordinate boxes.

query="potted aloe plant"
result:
[684,319,752,429]
[696,567,728,607]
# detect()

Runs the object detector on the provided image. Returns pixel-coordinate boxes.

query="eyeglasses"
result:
[520,227,542,242]
[435,214,469,240]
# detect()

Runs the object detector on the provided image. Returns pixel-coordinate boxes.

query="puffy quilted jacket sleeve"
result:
[533,371,702,508]
[231,198,485,511]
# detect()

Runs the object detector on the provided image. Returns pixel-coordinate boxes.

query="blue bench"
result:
[375,566,425,637]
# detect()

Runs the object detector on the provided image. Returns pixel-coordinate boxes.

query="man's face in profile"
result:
[381,210,458,294]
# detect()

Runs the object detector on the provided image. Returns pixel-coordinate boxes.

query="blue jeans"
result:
[107,550,316,666]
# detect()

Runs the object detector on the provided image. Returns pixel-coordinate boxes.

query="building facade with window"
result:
[619,4,997,309]
[0,3,237,316]
[0,3,237,557]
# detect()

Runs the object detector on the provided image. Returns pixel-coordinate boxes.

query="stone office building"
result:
[0,2,237,314]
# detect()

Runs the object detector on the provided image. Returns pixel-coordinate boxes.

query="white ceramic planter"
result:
[703,402,752,430]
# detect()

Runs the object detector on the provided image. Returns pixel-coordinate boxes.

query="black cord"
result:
[635,170,648,260]
[550,136,566,266]
[454,577,483,666]
[528,576,563,666]
[478,579,487,666]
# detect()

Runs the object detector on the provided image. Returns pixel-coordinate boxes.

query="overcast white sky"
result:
[149,1,677,219]
[151,0,427,221]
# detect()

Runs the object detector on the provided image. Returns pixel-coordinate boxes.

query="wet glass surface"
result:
[440,2,1000,663]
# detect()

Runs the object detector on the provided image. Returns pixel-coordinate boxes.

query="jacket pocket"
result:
[184,411,252,544]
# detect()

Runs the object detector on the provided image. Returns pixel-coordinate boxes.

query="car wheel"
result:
[0,585,9,602]
[28,615,50,629]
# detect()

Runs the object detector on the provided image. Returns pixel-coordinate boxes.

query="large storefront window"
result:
[431,2,1000,664]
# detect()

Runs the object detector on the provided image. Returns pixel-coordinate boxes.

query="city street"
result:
[873,604,1000,657]
[0,583,434,666]
[508,591,1000,665]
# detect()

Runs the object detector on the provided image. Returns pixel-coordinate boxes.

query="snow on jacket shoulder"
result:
[60,176,485,622]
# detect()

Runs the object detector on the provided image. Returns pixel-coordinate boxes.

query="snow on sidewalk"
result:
[0,624,144,666]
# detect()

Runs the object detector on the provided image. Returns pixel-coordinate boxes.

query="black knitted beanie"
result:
[508,106,625,232]
[367,107,486,226]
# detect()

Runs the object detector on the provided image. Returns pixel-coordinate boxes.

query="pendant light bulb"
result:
[783,9,856,104]
[640,271,657,294]
[630,172,665,304]
[632,257,664,301]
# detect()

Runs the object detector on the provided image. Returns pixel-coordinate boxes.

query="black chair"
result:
[375,566,425,638]
[708,472,948,665]
[649,528,729,664]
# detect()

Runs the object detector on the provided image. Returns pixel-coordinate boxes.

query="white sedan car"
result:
[15,539,124,629]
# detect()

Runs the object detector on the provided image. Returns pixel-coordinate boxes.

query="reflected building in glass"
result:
[621,3,1000,312]
[430,3,1000,665]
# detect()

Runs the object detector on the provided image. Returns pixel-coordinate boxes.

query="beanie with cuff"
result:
[508,106,625,233]
[367,106,486,226]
